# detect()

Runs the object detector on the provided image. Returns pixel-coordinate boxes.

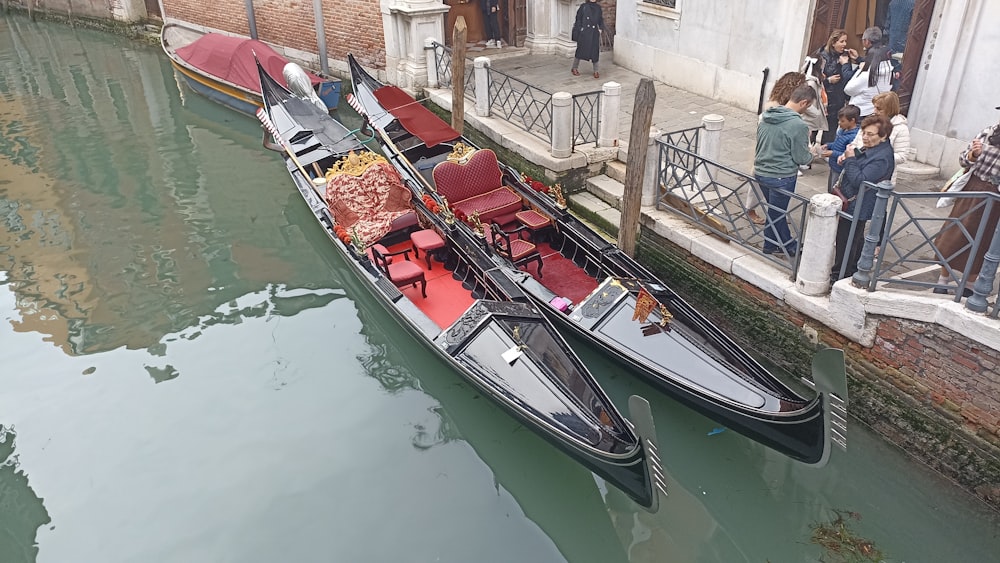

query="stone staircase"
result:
[567,159,627,237]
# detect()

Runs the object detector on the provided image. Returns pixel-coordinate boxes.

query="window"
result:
[638,0,681,21]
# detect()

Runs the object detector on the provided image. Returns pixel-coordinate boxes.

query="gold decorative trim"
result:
[446,142,476,164]
[324,150,388,178]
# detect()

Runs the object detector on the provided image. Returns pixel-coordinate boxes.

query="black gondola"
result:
[346,53,849,466]
[255,61,665,510]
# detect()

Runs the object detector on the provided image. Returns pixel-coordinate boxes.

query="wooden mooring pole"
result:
[451,16,467,135]
[619,78,656,257]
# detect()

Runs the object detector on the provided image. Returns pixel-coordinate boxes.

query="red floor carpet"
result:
[535,242,599,304]
[386,241,475,329]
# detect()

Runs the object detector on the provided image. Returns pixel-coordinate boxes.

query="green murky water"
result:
[1,17,998,562]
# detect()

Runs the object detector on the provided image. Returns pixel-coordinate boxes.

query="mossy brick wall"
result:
[161,0,386,69]
[636,225,1000,508]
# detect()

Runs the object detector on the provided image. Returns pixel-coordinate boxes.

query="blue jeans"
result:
[754,174,797,253]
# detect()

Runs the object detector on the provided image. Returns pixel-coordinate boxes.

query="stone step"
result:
[584,174,625,210]
[605,159,627,184]
[897,159,941,179]
[568,190,621,238]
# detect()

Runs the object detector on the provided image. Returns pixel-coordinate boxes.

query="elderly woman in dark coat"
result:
[571,0,604,78]
[831,114,895,279]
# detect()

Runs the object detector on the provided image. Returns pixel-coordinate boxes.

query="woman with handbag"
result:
[571,0,604,79]
[831,115,895,280]
[933,117,1000,295]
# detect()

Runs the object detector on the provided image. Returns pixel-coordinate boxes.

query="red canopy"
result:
[373,85,460,148]
[175,33,321,93]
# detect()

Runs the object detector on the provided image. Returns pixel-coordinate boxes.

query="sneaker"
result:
[486,40,496,47]
[496,40,504,48]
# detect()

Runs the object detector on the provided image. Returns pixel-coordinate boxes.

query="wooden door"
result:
[807,0,849,55]
[145,0,161,19]
[897,0,935,114]
[506,0,527,47]
[445,0,486,45]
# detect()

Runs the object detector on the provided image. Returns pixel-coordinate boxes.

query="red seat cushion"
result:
[450,186,522,223]
[410,229,445,252]
[516,210,551,229]
[509,239,537,261]
[387,261,424,286]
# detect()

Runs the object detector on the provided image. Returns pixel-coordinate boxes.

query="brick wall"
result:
[636,225,1000,508]
[162,0,386,69]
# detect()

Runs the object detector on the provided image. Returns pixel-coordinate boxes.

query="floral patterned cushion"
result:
[325,160,413,246]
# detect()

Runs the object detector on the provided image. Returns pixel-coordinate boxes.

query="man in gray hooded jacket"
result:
[753,84,816,256]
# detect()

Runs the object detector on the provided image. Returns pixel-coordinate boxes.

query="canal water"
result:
[1,17,997,563]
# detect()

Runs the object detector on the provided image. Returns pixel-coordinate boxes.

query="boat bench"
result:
[431,149,522,223]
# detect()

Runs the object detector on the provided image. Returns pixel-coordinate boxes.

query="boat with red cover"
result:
[347,53,849,467]
[161,23,340,116]
[256,61,665,511]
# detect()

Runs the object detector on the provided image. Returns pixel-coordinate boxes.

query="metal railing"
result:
[655,126,812,276]
[427,41,600,150]
[656,127,1000,316]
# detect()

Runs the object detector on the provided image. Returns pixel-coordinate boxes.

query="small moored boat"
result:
[256,61,665,511]
[161,23,340,116]
[346,53,849,467]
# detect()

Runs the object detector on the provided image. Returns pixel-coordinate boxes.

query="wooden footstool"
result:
[410,229,446,269]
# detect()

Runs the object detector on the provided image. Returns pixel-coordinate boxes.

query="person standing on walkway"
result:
[571,0,604,79]
[753,84,817,257]
[844,46,893,119]
[933,115,1000,295]
[818,29,856,145]
[884,0,915,55]
[831,115,895,280]
[482,0,502,48]
[747,71,807,225]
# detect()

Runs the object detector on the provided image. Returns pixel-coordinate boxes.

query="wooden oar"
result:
[255,107,316,183]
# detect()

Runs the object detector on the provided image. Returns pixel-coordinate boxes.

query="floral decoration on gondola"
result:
[420,193,459,225]
[522,174,567,209]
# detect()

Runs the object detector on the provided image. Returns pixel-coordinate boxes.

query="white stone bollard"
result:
[425,38,439,88]
[551,91,573,159]
[474,57,491,117]
[599,81,621,148]
[696,114,725,185]
[795,193,842,296]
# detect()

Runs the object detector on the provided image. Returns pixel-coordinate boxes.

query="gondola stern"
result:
[628,394,666,513]
[807,348,849,468]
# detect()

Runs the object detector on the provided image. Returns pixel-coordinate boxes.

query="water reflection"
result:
[0,20,332,356]
[0,425,51,562]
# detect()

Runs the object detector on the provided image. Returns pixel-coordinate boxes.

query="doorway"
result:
[807,0,936,114]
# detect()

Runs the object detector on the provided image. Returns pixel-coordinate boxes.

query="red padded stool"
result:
[515,210,553,241]
[410,229,446,269]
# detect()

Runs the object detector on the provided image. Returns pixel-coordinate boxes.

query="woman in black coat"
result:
[571,0,604,78]
[831,115,895,279]
[818,29,857,144]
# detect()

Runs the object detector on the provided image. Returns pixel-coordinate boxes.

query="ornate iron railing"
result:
[656,127,1000,314]
[428,41,599,150]
[572,91,601,149]
[487,71,552,143]
[655,129,812,276]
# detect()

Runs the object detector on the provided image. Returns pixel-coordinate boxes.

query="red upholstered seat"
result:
[371,244,426,297]
[432,149,522,222]
[484,222,543,277]
[410,229,446,269]
[515,210,552,229]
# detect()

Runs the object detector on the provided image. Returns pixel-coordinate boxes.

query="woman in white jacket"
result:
[844,46,893,119]
[848,91,910,185]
